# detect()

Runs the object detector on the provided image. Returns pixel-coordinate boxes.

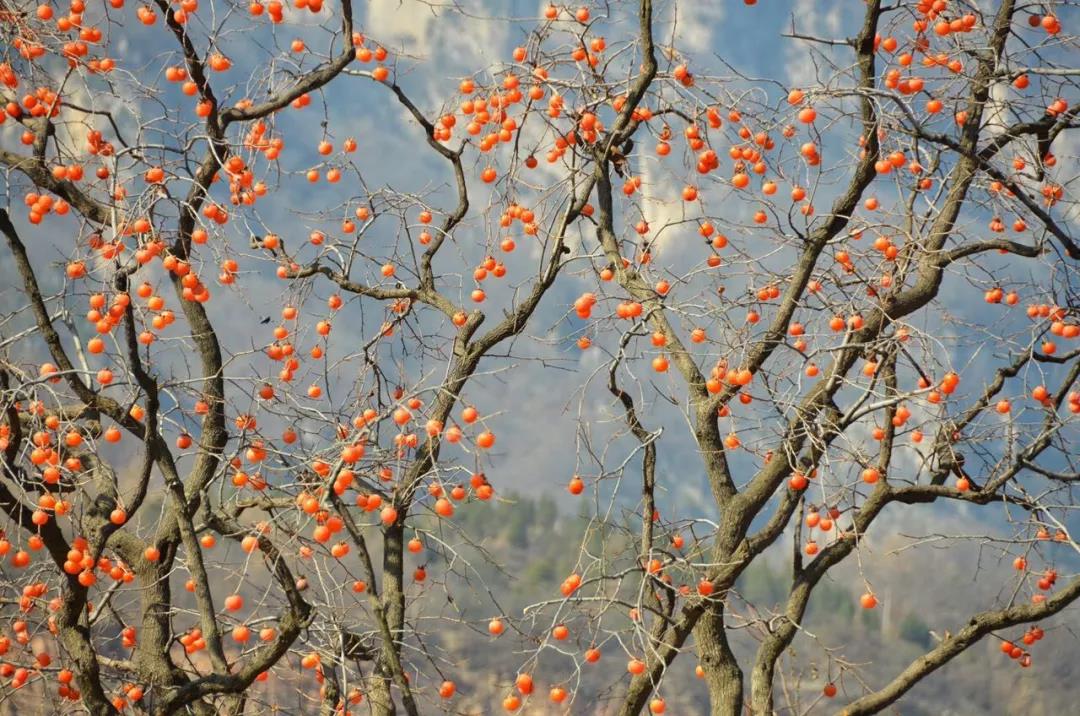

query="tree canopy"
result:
[0,0,1079,714]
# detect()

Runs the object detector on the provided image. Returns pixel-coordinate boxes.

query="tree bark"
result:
[695,602,744,716]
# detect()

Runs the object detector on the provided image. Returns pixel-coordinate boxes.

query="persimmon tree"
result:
[1,0,1079,714]
[535,1,1080,715]
[0,0,636,713]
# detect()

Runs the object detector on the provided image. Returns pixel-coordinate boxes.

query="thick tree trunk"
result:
[748,660,776,715]
[696,602,744,716]
[371,521,406,716]
[366,666,397,716]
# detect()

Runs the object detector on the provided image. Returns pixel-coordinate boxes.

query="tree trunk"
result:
[696,602,744,716]
[366,668,397,716]
[616,675,655,716]
[748,661,775,716]
[372,521,405,716]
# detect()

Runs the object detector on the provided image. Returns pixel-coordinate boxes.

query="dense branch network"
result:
[0,0,1078,715]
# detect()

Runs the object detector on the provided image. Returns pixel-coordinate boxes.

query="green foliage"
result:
[899,611,933,649]
[737,561,786,604]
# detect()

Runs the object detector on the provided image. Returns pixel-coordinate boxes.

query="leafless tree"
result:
[1,0,1078,715]
[523,1,1080,715]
